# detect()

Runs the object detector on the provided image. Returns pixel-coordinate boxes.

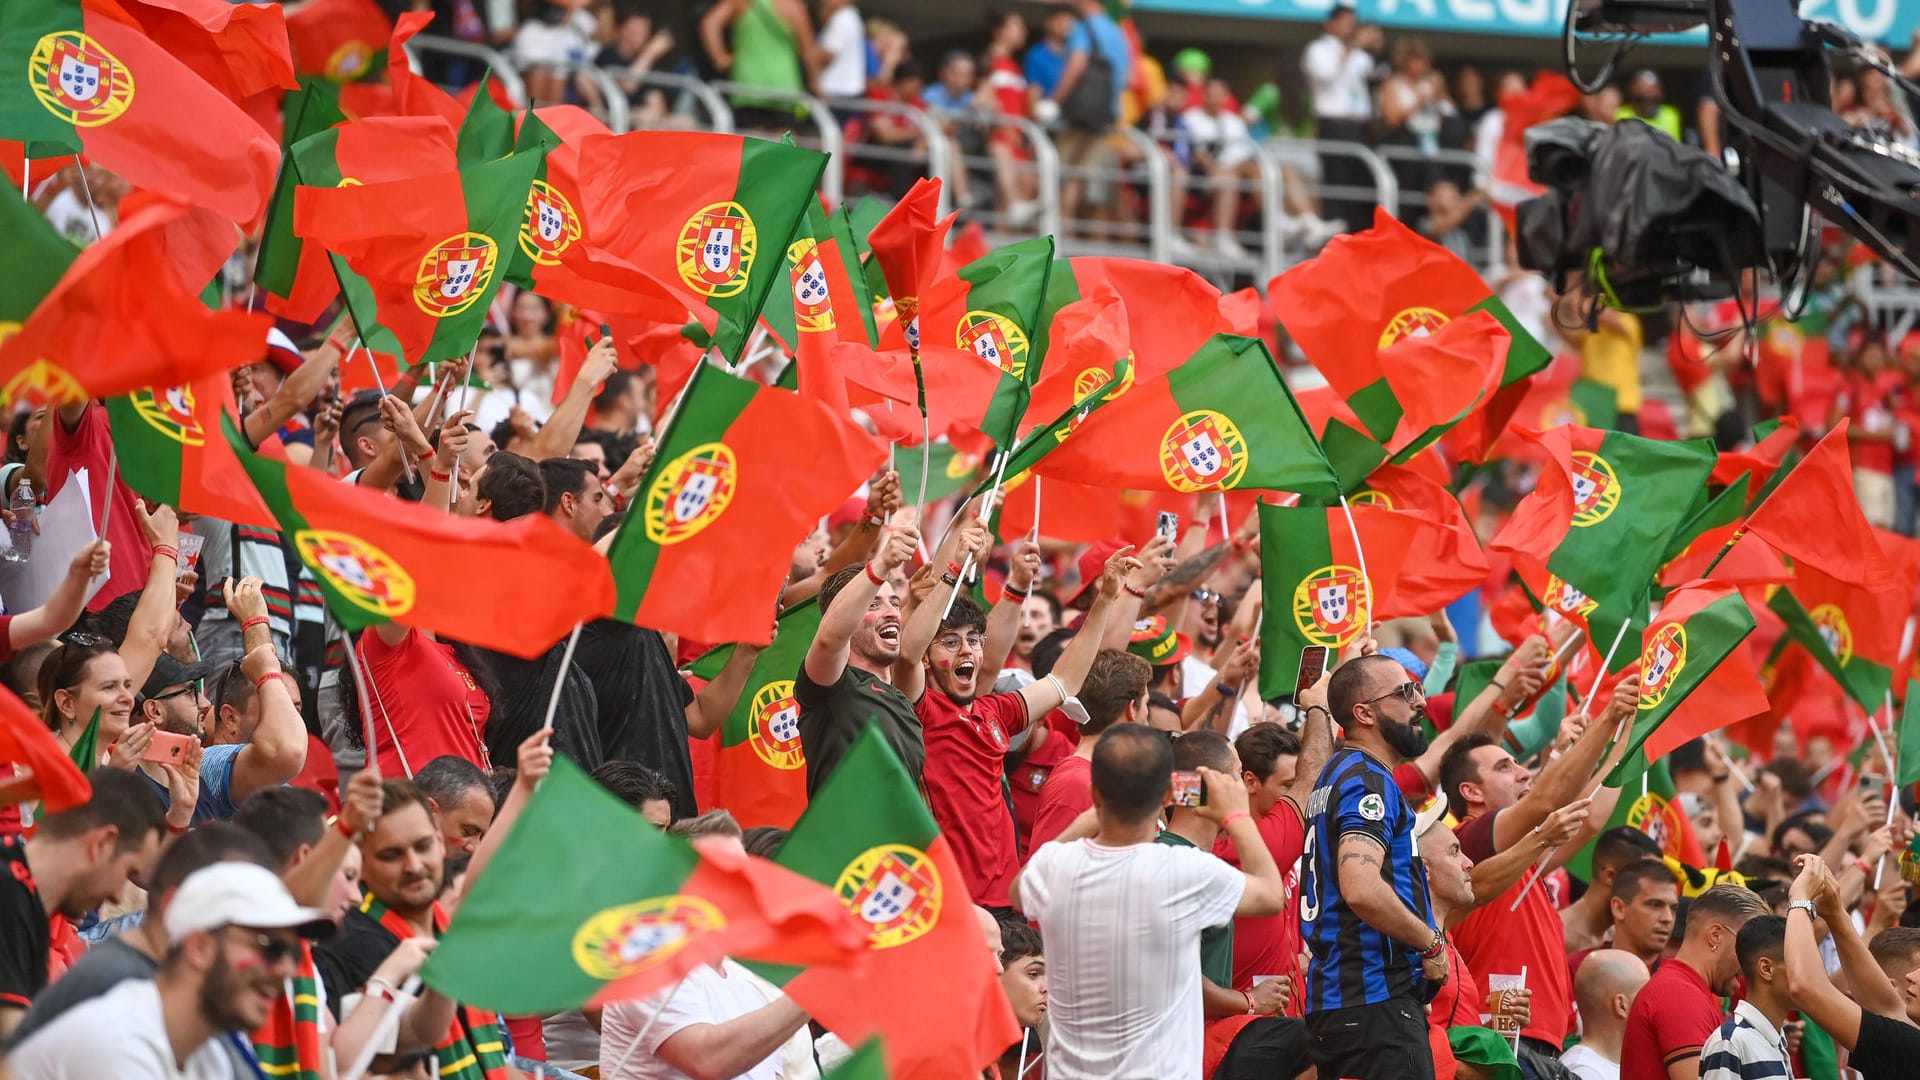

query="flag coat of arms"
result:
[1257,502,1421,695]
[1269,208,1549,445]
[222,414,615,657]
[1345,463,1490,616]
[757,200,877,418]
[285,0,390,83]
[0,0,279,223]
[606,368,885,646]
[762,726,1021,1079]
[502,107,606,295]
[421,756,866,1015]
[106,375,276,530]
[1027,256,1236,400]
[1014,334,1338,499]
[0,195,270,409]
[1607,580,1758,778]
[293,151,540,365]
[1567,754,1706,881]
[687,600,821,828]
[1769,530,1918,710]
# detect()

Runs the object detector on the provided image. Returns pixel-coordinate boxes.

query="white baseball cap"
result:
[163,863,336,945]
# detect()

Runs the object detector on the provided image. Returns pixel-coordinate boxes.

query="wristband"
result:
[1304,704,1332,723]
[1002,583,1031,601]
[1122,582,1146,599]
[253,671,283,691]
[864,512,885,528]
[1710,773,1730,783]
[429,469,452,483]
[863,563,885,586]
[241,616,270,633]
[363,976,397,1004]
[939,572,959,587]
[416,448,435,463]
[945,561,964,577]
[1853,857,1873,877]
[1421,931,1445,959]
[1221,811,1252,830]
[333,814,359,840]
[1215,682,1239,698]
[152,545,178,562]
[1242,989,1256,1015]
[167,821,191,836]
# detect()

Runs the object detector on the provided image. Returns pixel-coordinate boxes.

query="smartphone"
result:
[1297,645,1330,693]
[1171,770,1206,808]
[141,730,196,765]
[1157,511,1180,543]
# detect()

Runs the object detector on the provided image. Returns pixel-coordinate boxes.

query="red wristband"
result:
[945,561,963,577]
[152,545,178,562]
[167,821,190,836]
[416,448,435,463]
[429,469,452,482]
[864,563,885,586]
[253,671,283,691]
[1222,811,1252,830]
[241,616,269,633]
[335,815,358,840]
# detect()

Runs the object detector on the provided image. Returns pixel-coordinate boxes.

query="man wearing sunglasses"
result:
[8,861,334,1080]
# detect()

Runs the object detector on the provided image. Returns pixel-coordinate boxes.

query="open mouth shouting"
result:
[875,618,902,652]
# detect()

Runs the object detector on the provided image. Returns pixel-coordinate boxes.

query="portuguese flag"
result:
[1269,209,1549,445]
[0,182,76,326]
[0,0,279,223]
[864,177,954,356]
[1016,286,1131,443]
[114,0,296,106]
[1348,463,1489,617]
[422,756,866,1014]
[765,725,1021,1079]
[1028,256,1235,397]
[258,113,460,323]
[575,130,829,366]
[1018,334,1338,499]
[686,600,819,828]
[294,150,540,365]
[0,196,270,408]
[1742,421,1899,589]
[0,685,90,813]
[221,414,616,658]
[1256,501,1422,696]
[824,1041,888,1080]
[1769,535,1916,709]
[105,375,275,530]
[1567,753,1706,881]
[501,109,597,294]
[1607,580,1758,780]
[758,199,877,417]
[1898,680,1920,788]
[606,368,885,646]
[285,0,390,83]
[453,70,514,165]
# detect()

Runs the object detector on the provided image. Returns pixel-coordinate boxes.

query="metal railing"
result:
[625,70,735,132]
[709,81,844,207]
[1375,144,1508,279]
[404,35,527,108]
[826,96,952,219]
[935,108,1063,241]
[509,60,630,133]
[1267,136,1398,225]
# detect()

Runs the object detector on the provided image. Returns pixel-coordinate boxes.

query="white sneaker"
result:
[1296,216,1346,251]
[1167,233,1200,260]
[1211,231,1251,260]
[1006,199,1041,227]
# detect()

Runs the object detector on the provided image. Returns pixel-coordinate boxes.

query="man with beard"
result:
[313,778,512,1078]
[1301,653,1447,1080]
[1621,884,1770,1080]
[7,861,334,1079]
[797,516,923,796]
[1436,674,1639,1076]
[0,769,167,1038]
[908,519,1136,913]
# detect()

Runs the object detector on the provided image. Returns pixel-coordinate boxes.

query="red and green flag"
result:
[1741,421,1899,589]
[1606,580,1759,779]
[285,0,389,83]
[864,177,955,359]
[453,69,514,165]
[1566,753,1706,881]
[0,0,279,223]
[686,599,819,828]
[422,755,867,1014]
[221,413,616,657]
[1257,501,1422,695]
[0,182,77,327]
[1269,208,1549,446]
[1897,680,1920,788]
[573,130,829,366]
[0,686,89,813]
[501,108,603,295]
[1029,256,1235,394]
[1769,531,1918,709]
[258,113,460,322]
[1347,463,1489,616]
[606,367,886,646]
[764,725,1021,1079]
[756,198,874,417]
[294,151,540,365]
[1015,334,1338,499]
[105,375,275,529]
[0,196,269,408]
[114,0,296,105]
[824,1040,888,1080]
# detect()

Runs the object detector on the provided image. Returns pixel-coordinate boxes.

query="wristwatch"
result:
[1787,899,1818,919]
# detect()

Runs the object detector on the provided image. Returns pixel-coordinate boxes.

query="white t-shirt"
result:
[1301,34,1374,121]
[815,7,866,100]
[8,978,233,1080]
[1019,838,1245,1080]
[1560,1042,1619,1080]
[1180,107,1256,170]
[600,959,787,1080]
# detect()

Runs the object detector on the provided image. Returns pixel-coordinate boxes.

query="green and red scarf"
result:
[359,893,510,1080]
[251,941,324,1080]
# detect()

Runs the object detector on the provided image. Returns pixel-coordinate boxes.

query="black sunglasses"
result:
[229,928,301,966]
[1363,681,1425,708]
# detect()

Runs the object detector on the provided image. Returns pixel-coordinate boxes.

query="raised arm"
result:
[1288,667,1336,807]
[652,994,813,1080]
[785,471,897,605]
[244,352,339,447]
[1407,635,1547,787]
[1182,637,1259,733]
[981,539,1042,685]
[8,541,108,648]
[1099,532,1176,651]
[425,409,474,512]
[1492,675,1633,852]
[284,767,383,907]
[893,516,990,704]
[687,641,763,739]
[1806,853,1915,1025]
[1020,545,1139,723]
[1786,855,1868,1048]
[119,503,183,691]
[1201,764,1286,916]
[1468,799,1591,914]
[229,642,309,804]
[530,338,617,461]
[802,521,917,687]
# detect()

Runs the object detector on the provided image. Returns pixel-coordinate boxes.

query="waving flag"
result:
[422,756,866,1014]
[1607,580,1758,778]
[1257,501,1423,695]
[765,726,1021,1079]
[223,414,614,657]
[114,0,296,104]
[285,0,389,82]
[1769,531,1919,709]
[0,183,77,327]
[106,375,275,530]
[501,108,603,294]
[1033,257,1235,382]
[686,600,820,828]
[864,177,955,356]
[294,151,540,365]
[606,368,885,646]
[0,686,90,812]
[1742,421,1898,589]
[1348,464,1490,616]
[0,0,279,222]
[0,196,270,408]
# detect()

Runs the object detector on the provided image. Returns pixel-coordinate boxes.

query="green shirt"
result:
[1155,829,1236,988]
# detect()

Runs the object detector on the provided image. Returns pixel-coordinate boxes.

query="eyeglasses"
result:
[228,928,301,966]
[1363,681,1426,708]
[1191,589,1222,605]
[934,632,987,652]
[148,684,199,703]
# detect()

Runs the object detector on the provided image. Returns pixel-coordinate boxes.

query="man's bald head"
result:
[976,905,1004,962]
[1091,723,1174,826]
[1575,949,1650,1027]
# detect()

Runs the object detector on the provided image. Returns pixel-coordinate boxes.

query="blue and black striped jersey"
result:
[1300,746,1435,1012]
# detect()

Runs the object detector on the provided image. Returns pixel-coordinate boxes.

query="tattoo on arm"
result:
[1145,544,1230,604]
[1340,850,1383,869]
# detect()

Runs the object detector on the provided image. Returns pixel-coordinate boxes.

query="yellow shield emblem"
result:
[413,233,498,318]
[1637,623,1688,710]
[677,202,757,298]
[1158,411,1249,493]
[1,360,89,409]
[295,530,416,618]
[643,443,737,545]
[957,311,1029,379]
[835,843,942,949]
[1377,306,1449,349]
[518,180,581,265]
[572,895,726,979]
[1292,565,1369,647]
[1808,604,1853,665]
[746,681,805,770]
[1569,452,1621,528]
[130,386,204,447]
[30,32,134,127]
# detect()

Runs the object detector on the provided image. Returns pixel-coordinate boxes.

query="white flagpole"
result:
[71,156,103,241]
[601,980,687,1078]
[1336,495,1374,629]
[540,623,584,736]
[943,452,1009,621]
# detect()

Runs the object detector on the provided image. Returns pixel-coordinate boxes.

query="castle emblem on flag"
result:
[30,32,133,127]
[746,681,805,771]
[1569,451,1621,527]
[1808,604,1854,666]
[1543,575,1598,620]
[834,843,942,950]
[413,233,498,318]
[1637,623,1688,709]
[293,530,416,618]
[323,40,373,81]
[956,311,1030,379]
[1292,565,1369,647]
[643,442,738,545]
[677,202,757,298]
[518,181,581,265]
[572,895,726,979]
[786,238,836,333]
[130,386,204,447]
[1376,306,1450,349]
[1624,792,1688,860]
[1158,410,1249,493]
[1,360,89,410]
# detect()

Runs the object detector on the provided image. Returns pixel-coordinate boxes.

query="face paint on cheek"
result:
[230,953,264,975]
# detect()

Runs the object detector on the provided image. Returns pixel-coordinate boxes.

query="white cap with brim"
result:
[163,863,337,945]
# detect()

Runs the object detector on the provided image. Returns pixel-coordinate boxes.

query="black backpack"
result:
[1060,16,1117,131]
